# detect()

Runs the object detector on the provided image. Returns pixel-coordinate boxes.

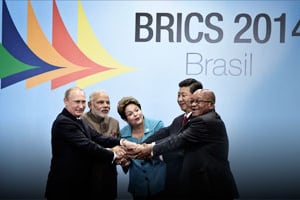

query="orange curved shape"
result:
[26,0,84,89]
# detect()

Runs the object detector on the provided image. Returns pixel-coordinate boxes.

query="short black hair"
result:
[178,78,203,93]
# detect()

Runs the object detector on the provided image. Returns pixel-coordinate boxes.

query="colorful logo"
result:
[0,0,135,90]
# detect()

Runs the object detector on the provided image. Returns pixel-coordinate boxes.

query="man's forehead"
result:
[178,87,191,94]
[69,90,85,98]
[193,92,203,98]
[71,95,85,101]
[94,93,109,100]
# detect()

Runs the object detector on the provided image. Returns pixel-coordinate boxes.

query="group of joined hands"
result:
[111,140,154,166]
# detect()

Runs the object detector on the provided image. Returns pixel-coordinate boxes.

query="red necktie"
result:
[181,115,188,126]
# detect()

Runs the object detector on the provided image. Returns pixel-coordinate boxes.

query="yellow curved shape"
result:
[76,0,137,88]
[26,0,83,89]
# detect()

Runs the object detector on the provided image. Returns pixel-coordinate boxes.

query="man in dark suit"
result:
[143,78,203,198]
[134,89,239,199]
[45,87,135,200]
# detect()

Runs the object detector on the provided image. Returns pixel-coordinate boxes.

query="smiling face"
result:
[190,89,215,117]
[64,88,86,118]
[177,86,193,114]
[89,92,111,118]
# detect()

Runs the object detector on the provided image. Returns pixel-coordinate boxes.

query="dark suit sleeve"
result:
[144,115,182,143]
[86,124,121,148]
[144,126,170,143]
[53,117,117,161]
[153,116,223,156]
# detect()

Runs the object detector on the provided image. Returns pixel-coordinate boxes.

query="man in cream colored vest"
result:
[82,90,120,200]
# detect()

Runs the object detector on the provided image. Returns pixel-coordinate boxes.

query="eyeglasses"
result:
[189,99,212,104]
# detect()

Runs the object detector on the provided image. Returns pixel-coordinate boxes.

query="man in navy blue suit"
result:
[143,78,203,198]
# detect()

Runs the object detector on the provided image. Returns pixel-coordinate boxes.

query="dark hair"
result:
[117,96,141,120]
[178,78,203,93]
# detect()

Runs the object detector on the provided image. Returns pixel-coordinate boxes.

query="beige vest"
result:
[81,111,120,138]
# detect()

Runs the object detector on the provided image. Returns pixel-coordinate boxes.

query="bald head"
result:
[193,89,215,104]
[191,89,215,116]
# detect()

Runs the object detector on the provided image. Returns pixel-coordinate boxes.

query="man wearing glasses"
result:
[130,89,239,199]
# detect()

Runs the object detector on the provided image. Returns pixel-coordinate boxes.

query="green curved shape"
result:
[0,44,37,78]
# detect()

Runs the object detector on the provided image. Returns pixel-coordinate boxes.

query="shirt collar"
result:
[185,112,192,118]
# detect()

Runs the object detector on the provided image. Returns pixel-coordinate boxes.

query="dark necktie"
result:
[181,115,188,126]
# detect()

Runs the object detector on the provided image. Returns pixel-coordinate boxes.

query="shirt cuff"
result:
[106,148,115,163]
[112,152,117,163]
[150,142,155,157]
[120,138,125,146]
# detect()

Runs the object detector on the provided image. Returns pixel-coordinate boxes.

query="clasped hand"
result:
[123,141,153,159]
[113,140,154,166]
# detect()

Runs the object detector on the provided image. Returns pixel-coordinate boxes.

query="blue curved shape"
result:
[1,0,61,88]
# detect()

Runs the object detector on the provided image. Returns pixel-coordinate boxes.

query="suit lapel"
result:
[62,108,92,139]
[77,119,91,139]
